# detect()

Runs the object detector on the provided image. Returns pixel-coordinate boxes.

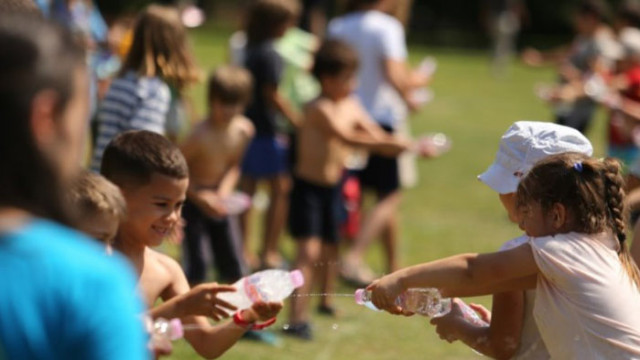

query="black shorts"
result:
[289,177,341,243]
[182,200,247,284]
[358,125,400,196]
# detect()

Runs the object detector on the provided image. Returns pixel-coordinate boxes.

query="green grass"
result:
[167,25,609,359]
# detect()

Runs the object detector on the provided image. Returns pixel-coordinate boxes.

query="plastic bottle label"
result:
[243,276,267,303]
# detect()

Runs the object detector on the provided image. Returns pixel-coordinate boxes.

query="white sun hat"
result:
[478,121,593,194]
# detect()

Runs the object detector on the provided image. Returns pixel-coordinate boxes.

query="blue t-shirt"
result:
[0,220,147,360]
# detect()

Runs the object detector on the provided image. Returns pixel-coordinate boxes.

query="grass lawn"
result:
[166,24,608,360]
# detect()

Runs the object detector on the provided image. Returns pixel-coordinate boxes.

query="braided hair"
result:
[517,152,640,287]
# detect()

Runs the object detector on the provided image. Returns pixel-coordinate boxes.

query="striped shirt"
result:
[91,71,171,171]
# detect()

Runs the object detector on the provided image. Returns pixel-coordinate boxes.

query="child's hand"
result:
[195,189,228,218]
[180,283,237,321]
[242,301,283,323]
[145,316,173,359]
[430,298,468,343]
[468,303,491,323]
[366,274,405,315]
[149,337,172,359]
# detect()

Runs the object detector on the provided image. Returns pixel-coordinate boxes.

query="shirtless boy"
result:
[100,130,281,359]
[283,39,410,340]
[180,65,255,284]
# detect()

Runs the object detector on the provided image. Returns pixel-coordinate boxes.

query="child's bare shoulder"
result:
[230,115,255,138]
[140,248,188,304]
[147,248,184,279]
[305,97,333,118]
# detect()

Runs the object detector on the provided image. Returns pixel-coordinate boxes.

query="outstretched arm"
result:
[368,244,538,314]
[182,302,282,359]
[155,258,282,359]
[312,104,410,156]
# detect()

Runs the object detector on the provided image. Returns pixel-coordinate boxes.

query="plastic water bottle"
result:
[355,288,488,326]
[153,318,184,341]
[584,73,609,102]
[418,56,438,78]
[222,192,251,216]
[218,269,305,315]
[414,133,452,157]
[143,317,183,355]
[410,87,435,106]
[355,288,450,317]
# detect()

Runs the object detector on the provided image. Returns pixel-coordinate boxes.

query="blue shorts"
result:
[241,135,289,178]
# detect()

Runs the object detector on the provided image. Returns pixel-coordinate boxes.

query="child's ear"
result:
[551,203,567,229]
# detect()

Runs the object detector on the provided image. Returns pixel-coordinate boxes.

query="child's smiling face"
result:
[119,173,188,247]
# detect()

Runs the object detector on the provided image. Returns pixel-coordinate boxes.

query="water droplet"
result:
[282,324,290,330]
[332,323,339,330]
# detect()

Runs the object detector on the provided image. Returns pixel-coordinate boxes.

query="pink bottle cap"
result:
[290,269,305,288]
[168,318,184,341]
[354,289,366,305]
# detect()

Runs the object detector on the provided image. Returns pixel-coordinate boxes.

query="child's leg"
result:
[239,176,258,270]
[207,216,247,283]
[381,209,400,273]
[319,243,339,309]
[289,236,322,325]
[181,200,209,285]
[261,174,291,268]
[344,191,402,273]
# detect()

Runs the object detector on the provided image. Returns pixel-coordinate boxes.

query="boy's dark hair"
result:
[0,13,84,224]
[245,0,300,46]
[578,0,612,22]
[100,130,188,189]
[207,65,253,105]
[517,152,640,288]
[312,39,359,80]
[617,0,640,28]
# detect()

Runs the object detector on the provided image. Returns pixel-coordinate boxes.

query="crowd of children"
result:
[7,0,640,359]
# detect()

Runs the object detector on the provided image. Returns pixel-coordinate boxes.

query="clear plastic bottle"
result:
[418,56,438,79]
[355,288,450,317]
[155,318,184,341]
[414,133,452,157]
[218,269,305,315]
[143,317,184,355]
[222,192,251,216]
[355,288,487,326]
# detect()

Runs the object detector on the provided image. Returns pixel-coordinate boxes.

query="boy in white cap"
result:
[430,120,592,359]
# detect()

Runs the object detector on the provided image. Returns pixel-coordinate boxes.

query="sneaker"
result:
[242,330,281,347]
[282,322,313,341]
